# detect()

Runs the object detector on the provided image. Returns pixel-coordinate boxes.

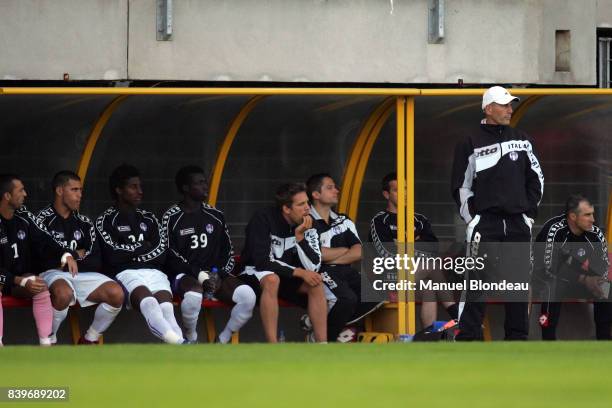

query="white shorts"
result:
[41,270,113,308]
[242,266,274,282]
[116,269,172,303]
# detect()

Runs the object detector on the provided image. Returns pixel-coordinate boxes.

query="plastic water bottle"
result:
[204,267,219,300]
[279,329,286,343]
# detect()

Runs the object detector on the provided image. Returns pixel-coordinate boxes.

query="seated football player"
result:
[534,194,611,340]
[306,173,383,342]
[162,165,255,343]
[240,183,327,343]
[369,172,458,328]
[0,174,78,346]
[38,171,124,344]
[96,164,182,344]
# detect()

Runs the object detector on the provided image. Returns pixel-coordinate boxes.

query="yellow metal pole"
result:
[3,87,612,97]
[338,97,394,214]
[208,96,264,207]
[0,87,421,96]
[77,95,128,184]
[396,96,407,335]
[510,96,544,127]
[346,103,394,220]
[406,96,416,336]
[420,89,612,96]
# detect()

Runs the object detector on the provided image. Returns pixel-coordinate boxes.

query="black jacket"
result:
[241,207,321,278]
[451,123,544,223]
[535,214,609,283]
[368,211,438,257]
[95,206,166,277]
[0,207,71,287]
[37,204,102,273]
[161,203,235,279]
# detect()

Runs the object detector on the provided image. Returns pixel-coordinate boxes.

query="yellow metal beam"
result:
[346,101,394,220]
[395,96,416,336]
[0,87,420,96]
[3,87,612,97]
[338,97,394,213]
[434,101,481,119]
[420,88,612,96]
[510,95,544,127]
[208,96,265,207]
[405,96,416,336]
[559,102,612,122]
[396,96,407,335]
[76,95,128,183]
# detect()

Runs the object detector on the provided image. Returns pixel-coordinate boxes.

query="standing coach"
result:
[451,86,544,340]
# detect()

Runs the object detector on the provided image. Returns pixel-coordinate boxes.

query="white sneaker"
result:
[39,337,52,346]
[162,331,183,344]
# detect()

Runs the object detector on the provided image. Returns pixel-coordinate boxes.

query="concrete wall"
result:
[0,0,604,84]
[597,0,612,27]
[0,0,127,80]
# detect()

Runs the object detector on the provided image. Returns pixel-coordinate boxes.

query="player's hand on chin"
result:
[295,215,312,242]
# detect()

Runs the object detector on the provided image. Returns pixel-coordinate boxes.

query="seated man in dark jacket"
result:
[240,183,327,343]
[96,164,182,344]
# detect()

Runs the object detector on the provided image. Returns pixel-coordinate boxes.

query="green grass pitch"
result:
[0,342,610,407]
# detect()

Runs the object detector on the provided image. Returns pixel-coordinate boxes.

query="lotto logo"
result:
[476,147,498,157]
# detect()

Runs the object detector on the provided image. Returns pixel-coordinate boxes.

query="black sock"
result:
[446,304,459,320]
[595,322,611,340]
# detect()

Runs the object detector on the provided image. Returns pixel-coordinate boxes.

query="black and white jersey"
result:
[368,210,438,257]
[535,214,609,282]
[0,206,71,286]
[310,207,360,266]
[161,203,235,279]
[37,204,101,273]
[451,123,544,223]
[240,207,321,278]
[95,206,166,277]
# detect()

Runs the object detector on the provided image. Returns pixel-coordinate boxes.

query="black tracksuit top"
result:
[451,123,544,223]
[0,207,71,287]
[241,207,321,278]
[95,206,166,277]
[37,204,102,273]
[161,203,235,279]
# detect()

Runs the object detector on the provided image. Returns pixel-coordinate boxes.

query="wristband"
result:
[198,271,210,285]
[19,276,36,288]
[60,252,72,266]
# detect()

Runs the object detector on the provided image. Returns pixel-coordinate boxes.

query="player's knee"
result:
[234,285,257,310]
[105,283,125,308]
[50,283,74,309]
[260,274,280,293]
[307,283,325,299]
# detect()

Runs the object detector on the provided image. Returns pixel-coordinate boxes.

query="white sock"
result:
[181,292,202,342]
[85,303,122,342]
[219,285,256,344]
[160,302,183,340]
[139,297,180,344]
[52,307,68,338]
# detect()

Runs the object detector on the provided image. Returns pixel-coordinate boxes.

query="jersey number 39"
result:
[190,233,208,249]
